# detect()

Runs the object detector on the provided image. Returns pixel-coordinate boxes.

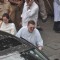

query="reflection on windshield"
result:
[0,38,22,51]
[21,48,49,60]
[0,48,49,60]
[0,51,25,60]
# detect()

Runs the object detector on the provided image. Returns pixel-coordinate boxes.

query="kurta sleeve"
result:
[26,5,39,17]
[36,29,43,47]
[10,23,17,35]
[21,2,39,18]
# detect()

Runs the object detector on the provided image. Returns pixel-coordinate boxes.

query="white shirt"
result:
[0,22,17,35]
[21,2,39,26]
[16,26,43,47]
[54,0,60,21]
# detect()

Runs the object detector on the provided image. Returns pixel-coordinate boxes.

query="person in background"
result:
[34,0,47,23]
[0,13,17,35]
[53,0,60,32]
[21,0,39,27]
[16,20,43,50]
[8,0,24,31]
[0,0,12,20]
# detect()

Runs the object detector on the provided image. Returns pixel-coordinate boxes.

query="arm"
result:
[36,29,43,50]
[26,4,39,17]
[10,23,17,35]
[21,3,39,19]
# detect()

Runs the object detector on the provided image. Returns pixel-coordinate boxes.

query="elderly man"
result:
[21,0,39,27]
[16,20,43,50]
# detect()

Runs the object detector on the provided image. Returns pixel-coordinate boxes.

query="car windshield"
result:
[0,48,49,60]
[21,48,49,60]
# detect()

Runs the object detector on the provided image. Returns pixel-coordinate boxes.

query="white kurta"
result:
[21,2,39,27]
[54,0,60,21]
[16,26,43,47]
[0,22,17,35]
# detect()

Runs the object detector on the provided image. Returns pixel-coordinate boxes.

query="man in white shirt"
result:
[21,0,39,27]
[16,20,43,50]
[53,0,60,32]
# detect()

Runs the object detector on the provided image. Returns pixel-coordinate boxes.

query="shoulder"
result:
[9,23,15,27]
[34,28,40,34]
[18,26,27,33]
[20,26,27,30]
[32,2,39,10]
[34,2,39,7]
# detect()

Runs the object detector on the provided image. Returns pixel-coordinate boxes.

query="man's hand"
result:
[38,46,43,50]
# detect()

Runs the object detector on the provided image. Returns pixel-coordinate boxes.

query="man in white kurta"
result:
[53,0,60,32]
[54,0,60,22]
[21,0,39,27]
[16,20,43,50]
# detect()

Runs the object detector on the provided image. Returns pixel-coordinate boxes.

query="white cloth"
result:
[21,2,39,26]
[54,0,60,21]
[0,22,17,35]
[0,51,25,60]
[16,26,43,47]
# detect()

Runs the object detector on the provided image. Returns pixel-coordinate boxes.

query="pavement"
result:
[39,16,60,60]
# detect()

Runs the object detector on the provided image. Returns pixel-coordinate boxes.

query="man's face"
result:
[28,24,35,33]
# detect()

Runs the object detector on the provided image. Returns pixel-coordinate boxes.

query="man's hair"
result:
[28,20,35,25]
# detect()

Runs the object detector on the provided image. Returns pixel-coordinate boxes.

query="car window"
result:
[0,37,22,51]
[21,48,49,60]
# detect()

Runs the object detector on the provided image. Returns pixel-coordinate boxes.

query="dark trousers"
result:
[53,21,60,31]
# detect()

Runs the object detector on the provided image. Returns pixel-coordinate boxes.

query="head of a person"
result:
[27,20,35,33]
[2,13,12,24]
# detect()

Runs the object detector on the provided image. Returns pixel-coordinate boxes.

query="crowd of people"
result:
[0,0,58,51]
